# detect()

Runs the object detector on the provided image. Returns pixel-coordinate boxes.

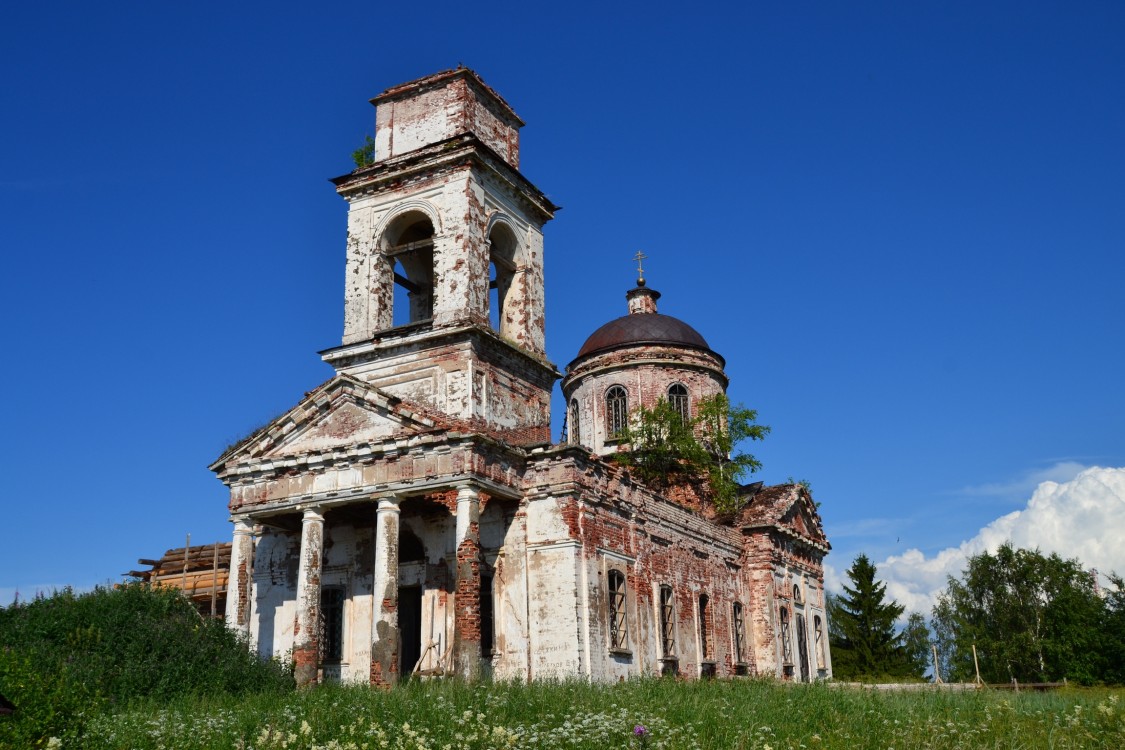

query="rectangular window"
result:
[480,573,494,658]
[732,602,746,663]
[320,587,345,664]
[779,606,793,666]
[698,594,711,660]
[659,585,676,658]
[608,569,628,650]
[814,615,826,670]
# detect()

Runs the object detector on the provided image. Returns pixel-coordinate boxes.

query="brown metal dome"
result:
[575,313,713,359]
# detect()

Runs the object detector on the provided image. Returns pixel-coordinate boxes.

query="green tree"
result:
[900,612,932,679]
[931,543,1105,684]
[351,134,375,168]
[612,393,769,511]
[1102,574,1125,685]
[828,554,914,679]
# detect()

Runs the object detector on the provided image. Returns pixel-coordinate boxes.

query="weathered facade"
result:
[211,68,832,686]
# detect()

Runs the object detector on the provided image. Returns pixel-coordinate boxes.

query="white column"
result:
[293,507,325,687]
[371,496,401,685]
[225,517,255,638]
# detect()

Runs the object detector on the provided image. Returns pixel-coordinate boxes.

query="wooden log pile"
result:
[126,540,231,617]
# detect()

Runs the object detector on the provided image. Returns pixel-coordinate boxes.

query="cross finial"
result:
[633,250,647,285]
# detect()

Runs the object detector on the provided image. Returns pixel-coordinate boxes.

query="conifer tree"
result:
[828,554,910,679]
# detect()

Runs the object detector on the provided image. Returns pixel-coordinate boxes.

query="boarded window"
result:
[659,585,676,658]
[606,386,628,437]
[608,569,628,650]
[668,384,689,424]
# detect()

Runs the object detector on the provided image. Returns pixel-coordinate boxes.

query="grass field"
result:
[69,679,1124,750]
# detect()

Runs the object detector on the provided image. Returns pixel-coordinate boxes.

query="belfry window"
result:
[569,399,581,445]
[659,585,676,659]
[668,384,689,424]
[606,386,628,437]
[607,569,628,650]
[487,223,517,338]
[386,214,435,327]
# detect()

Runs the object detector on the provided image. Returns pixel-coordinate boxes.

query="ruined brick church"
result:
[210,68,832,686]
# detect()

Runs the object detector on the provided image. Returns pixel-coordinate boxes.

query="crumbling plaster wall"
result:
[741,530,830,680]
[374,74,521,169]
[341,168,546,354]
[523,450,760,680]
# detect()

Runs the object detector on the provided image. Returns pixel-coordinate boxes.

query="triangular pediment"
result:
[211,375,448,469]
[779,488,829,546]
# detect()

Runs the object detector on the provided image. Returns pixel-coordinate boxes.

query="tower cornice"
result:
[331,134,559,224]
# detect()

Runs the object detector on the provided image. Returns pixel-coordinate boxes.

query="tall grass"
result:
[80,679,1125,750]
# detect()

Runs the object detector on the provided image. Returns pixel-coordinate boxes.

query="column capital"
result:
[455,484,481,502]
[300,506,326,522]
[376,495,402,513]
[231,516,255,534]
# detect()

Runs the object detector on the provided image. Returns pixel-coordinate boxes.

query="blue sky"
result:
[2,2,1123,609]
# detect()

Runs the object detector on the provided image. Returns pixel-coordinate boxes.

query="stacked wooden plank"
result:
[127,541,231,617]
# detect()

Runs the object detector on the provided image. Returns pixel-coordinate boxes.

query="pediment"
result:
[211,375,447,469]
[780,490,828,545]
[265,399,407,457]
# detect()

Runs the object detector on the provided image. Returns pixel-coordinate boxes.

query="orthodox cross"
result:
[633,250,647,283]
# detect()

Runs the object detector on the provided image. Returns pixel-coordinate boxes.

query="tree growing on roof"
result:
[612,393,769,512]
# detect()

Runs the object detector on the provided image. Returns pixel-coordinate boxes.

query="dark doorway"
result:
[398,586,423,677]
[796,613,810,682]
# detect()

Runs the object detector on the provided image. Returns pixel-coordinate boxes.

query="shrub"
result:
[0,584,292,746]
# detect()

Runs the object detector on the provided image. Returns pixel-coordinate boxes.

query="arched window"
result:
[386,214,435,327]
[793,584,803,604]
[487,223,518,337]
[668,384,689,424]
[605,386,628,437]
[607,569,628,650]
[569,399,581,445]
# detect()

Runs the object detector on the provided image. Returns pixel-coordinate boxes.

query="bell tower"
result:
[322,68,560,443]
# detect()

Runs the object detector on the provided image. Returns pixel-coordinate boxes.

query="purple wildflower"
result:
[634,724,649,737]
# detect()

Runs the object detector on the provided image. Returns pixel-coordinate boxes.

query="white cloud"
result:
[952,461,1089,499]
[872,466,1125,616]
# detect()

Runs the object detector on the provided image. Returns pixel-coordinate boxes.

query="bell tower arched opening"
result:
[487,222,518,338]
[383,212,435,328]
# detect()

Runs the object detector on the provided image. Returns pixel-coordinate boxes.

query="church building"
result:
[210,68,832,686]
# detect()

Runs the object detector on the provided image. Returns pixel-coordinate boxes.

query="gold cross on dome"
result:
[633,250,647,282]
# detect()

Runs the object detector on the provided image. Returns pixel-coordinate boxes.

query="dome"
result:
[575,312,713,359]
